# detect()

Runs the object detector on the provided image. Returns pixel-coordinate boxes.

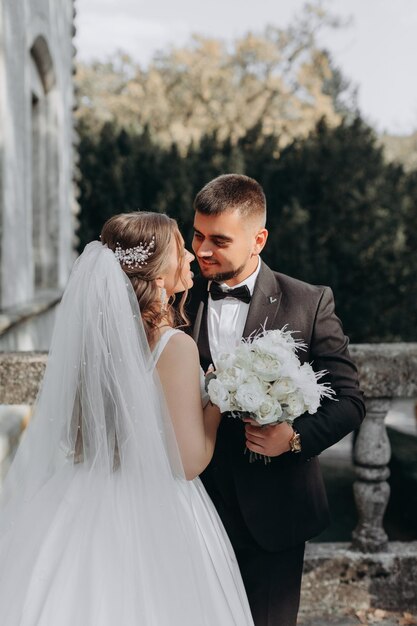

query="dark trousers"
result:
[209,478,305,626]
[236,541,305,626]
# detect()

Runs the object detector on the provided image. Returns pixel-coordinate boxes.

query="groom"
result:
[187,174,365,626]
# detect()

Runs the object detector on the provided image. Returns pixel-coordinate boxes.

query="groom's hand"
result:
[244,420,293,457]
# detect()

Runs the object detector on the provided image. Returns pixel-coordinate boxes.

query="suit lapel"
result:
[243,261,282,338]
[188,277,207,338]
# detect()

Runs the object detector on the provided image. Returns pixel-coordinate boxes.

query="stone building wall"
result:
[0,0,76,349]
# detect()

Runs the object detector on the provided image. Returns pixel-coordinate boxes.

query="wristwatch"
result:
[289,429,302,453]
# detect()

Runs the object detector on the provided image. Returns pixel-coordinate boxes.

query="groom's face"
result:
[192,210,267,286]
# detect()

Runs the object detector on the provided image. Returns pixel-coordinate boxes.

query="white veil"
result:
[0,242,217,624]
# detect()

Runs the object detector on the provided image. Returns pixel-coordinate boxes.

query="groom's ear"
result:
[253,228,268,254]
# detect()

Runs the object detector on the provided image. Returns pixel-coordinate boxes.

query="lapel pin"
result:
[269,296,278,304]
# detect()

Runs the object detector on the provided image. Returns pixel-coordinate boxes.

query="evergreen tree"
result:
[77,117,417,341]
[259,118,415,341]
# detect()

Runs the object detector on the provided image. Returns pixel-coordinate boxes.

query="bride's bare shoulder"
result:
[162,331,198,359]
[154,329,198,367]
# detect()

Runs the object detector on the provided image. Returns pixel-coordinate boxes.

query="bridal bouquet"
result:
[207,326,334,463]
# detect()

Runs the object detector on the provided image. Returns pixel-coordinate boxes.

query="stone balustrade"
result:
[1,343,416,554]
[1,344,417,614]
[0,351,48,404]
[349,343,417,553]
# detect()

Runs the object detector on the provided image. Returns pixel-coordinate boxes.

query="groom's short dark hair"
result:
[193,174,266,225]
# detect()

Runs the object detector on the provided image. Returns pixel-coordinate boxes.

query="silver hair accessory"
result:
[114,236,155,268]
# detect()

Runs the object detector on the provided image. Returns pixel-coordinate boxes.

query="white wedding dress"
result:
[0,243,253,625]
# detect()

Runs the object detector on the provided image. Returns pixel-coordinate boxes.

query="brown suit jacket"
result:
[187,261,365,551]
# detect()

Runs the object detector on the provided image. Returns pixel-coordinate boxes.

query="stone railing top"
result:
[0,289,62,335]
[350,343,417,398]
[0,343,416,405]
[0,351,48,404]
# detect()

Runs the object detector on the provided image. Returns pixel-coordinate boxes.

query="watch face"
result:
[291,433,301,453]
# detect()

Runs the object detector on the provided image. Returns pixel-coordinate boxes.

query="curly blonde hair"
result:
[101,212,189,343]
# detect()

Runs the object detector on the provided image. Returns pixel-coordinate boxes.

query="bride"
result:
[0,211,254,625]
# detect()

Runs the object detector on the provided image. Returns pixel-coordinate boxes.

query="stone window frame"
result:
[30,35,59,292]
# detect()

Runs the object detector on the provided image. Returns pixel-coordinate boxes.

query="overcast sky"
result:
[74,0,417,136]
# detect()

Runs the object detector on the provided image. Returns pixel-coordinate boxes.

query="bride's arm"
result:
[156,332,221,480]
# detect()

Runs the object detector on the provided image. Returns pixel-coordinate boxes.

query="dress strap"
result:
[152,328,182,364]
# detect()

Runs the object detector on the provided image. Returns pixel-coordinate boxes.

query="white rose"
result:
[269,377,297,401]
[217,366,246,392]
[255,341,300,373]
[255,396,283,425]
[215,351,237,372]
[284,391,306,417]
[207,378,231,413]
[251,352,282,382]
[235,379,266,413]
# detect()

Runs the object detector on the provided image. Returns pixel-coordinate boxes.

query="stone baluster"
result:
[351,398,392,552]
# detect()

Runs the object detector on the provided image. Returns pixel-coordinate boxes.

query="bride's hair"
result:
[101,212,189,343]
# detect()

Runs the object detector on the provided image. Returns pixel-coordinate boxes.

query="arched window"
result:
[30,36,58,291]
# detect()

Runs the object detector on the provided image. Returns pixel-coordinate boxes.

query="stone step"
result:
[298,611,416,626]
[298,617,398,626]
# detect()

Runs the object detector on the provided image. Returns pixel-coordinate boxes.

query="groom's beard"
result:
[201,262,247,283]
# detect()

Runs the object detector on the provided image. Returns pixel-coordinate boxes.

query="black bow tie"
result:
[209,282,252,304]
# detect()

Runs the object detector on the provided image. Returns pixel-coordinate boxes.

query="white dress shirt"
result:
[207,257,261,367]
